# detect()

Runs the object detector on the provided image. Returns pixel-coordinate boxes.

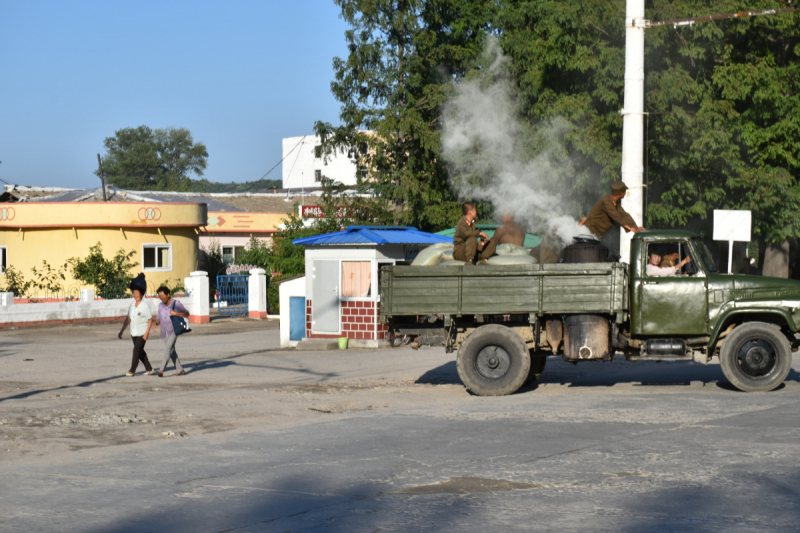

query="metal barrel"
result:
[560,236,611,361]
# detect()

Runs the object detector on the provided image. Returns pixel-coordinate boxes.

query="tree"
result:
[315,0,498,232]
[97,126,208,191]
[497,0,800,274]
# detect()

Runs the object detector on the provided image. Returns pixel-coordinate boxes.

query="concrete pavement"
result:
[2,320,800,531]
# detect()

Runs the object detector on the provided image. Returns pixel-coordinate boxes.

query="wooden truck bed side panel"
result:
[380,263,629,319]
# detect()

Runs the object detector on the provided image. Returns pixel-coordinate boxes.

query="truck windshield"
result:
[693,238,719,274]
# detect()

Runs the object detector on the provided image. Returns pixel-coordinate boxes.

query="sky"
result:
[0,0,350,189]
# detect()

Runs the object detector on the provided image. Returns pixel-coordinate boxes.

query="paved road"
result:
[2,320,800,532]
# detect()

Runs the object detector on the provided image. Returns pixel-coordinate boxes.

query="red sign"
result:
[301,205,350,219]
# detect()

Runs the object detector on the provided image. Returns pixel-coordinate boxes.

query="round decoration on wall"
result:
[137,207,161,221]
[0,207,15,221]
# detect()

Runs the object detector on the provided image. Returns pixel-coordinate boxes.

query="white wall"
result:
[282,135,360,190]
[0,296,196,327]
[279,276,306,348]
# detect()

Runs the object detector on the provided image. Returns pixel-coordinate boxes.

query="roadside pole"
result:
[619,0,645,264]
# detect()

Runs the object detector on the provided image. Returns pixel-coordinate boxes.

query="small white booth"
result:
[293,226,452,344]
[278,275,307,348]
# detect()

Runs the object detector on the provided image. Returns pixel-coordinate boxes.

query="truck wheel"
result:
[457,325,531,396]
[525,354,547,385]
[719,322,792,392]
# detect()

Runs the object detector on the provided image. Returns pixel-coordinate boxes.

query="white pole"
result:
[728,240,734,274]
[619,0,646,264]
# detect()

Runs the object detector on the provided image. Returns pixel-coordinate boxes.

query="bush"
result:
[200,239,225,300]
[1,266,31,296]
[68,243,138,299]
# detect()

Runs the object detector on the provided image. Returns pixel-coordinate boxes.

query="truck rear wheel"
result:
[719,322,792,392]
[457,325,531,396]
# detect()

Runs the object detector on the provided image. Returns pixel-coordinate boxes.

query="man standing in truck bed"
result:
[580,181,645,239]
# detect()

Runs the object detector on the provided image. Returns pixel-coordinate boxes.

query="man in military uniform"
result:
[453,202,491,264]
[579,181,645,239]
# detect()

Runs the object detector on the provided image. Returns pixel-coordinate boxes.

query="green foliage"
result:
[30,260,68,294]
[189,178,282,193]
[199,240,226,299]
[97,126,208,191]
[497,0,800,247]
[1,266,31,297]
[68,243,138,299]
[267,275,281,315]
[315,0,498,232]
[236,236,272,270]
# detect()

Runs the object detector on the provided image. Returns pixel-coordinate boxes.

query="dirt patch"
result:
[391,476,542,495]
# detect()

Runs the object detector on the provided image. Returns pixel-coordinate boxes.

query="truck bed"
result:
[379,263,629,319]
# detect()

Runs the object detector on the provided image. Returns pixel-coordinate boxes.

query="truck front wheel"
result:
[720,322,792,392]
[457,325,531,396]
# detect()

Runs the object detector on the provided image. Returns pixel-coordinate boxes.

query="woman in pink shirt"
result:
[150,286,190,377]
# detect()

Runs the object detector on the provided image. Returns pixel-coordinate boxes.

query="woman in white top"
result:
[646,252,692,277]
[118,274,155,377]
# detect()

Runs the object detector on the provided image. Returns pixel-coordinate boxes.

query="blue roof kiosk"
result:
[293,226,452,346]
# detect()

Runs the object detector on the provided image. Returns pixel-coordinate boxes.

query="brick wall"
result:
[305,299,389,340]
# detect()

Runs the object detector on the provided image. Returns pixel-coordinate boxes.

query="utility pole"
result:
[618,2,799,263]
[96,154,108,202]
[619,0,646,264]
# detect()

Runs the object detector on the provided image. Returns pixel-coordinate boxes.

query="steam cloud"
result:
[441,37,593,246]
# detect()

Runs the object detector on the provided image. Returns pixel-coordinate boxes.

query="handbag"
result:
[169,300,192,336]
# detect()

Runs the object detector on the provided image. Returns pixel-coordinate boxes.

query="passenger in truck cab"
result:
[646,251,692,276]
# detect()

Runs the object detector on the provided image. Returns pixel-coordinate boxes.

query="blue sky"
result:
[0,1,350,188]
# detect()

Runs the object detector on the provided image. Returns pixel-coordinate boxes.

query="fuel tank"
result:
[561,236,611,361]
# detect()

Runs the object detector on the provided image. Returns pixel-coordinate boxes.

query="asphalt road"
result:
[2,319,800,532]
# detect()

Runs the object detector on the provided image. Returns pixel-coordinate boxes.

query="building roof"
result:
[1,185,299,214]
[293,226,454,246]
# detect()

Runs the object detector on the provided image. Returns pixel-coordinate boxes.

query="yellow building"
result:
[0,201,207,295]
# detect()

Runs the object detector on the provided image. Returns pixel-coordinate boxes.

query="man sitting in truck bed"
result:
[453,202,492,264]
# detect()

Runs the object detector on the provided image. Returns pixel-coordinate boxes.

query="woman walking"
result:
[151,286,190,377]
[118,273,155,377]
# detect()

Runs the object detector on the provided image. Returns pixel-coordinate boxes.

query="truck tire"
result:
[457,325,531,396]
[719,322,792,392]
[526,354,547,385]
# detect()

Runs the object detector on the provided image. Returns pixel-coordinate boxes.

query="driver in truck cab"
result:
[646,251,692,276]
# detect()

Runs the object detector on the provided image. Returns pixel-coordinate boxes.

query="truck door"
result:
[639,241,708,335]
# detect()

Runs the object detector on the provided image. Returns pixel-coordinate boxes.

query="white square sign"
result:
[713,210,751,242]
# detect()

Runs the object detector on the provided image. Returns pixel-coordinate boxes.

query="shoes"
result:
[153,370,164,377]
[125,372,134,377]
[175,370,186,376]
[145,370,155,375]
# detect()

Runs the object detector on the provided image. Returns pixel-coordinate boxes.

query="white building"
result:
[281,134,367,190]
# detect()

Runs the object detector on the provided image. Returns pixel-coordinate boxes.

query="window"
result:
[359,142,368,156]
[342,261,371,298]
[645,242,699,277]
[314,170,322,183]
[0,246,6,274]
[222,245,245,265]
[314,145,322,158]
[143,244,172,271]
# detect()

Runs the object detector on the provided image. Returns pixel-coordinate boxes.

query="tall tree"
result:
[97,126,208,191]
[498,0,800,273]
[315,0,498,231]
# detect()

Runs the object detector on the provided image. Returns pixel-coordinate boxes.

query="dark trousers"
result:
[454,236,497,263]
[130,336,153,373]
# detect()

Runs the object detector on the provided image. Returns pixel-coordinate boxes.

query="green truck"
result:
[379,230,800,396]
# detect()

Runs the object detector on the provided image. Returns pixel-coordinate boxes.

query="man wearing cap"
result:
[453,202,491,264]
[579,181,645,239]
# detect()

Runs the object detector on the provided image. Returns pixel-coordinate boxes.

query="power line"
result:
[255,136,306,181]
[285,135,307,185]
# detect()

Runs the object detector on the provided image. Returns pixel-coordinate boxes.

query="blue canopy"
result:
[293,226,453,246]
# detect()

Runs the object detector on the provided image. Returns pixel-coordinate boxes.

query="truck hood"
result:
[729,274,800,310]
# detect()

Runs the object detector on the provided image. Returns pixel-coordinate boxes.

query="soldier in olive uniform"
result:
[579,181,645,239]
[453,202,491,264]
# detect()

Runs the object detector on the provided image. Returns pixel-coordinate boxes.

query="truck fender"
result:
[708,308,796,350]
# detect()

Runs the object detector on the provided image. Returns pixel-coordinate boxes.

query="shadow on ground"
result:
[416,358,800,392]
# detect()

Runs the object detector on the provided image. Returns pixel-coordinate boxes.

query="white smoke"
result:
[441,37,593,246]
